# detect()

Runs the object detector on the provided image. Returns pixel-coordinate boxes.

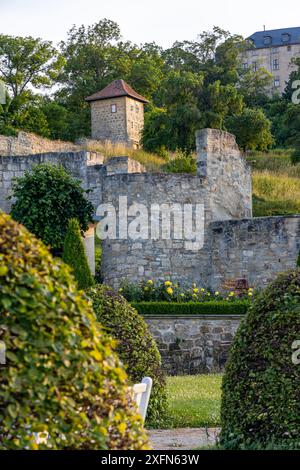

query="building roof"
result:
[85,79,149,103]
[247,26,300,49]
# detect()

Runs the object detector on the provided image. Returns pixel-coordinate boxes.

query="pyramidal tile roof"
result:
[85,79,149,103]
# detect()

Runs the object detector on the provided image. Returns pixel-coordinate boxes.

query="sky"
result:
[1,0,300,48]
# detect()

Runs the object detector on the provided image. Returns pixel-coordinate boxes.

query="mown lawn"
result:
[160,374,222,429]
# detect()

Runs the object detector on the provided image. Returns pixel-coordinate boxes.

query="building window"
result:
[242,62,248,70]
[274,76,280,87]
[252,61,258,72]
[263,35,272,45]
[273,58,280,70]
[281,33,290,43]
[287,45,292,51]
[111,104,117,113]
[271,47,279,53]
[136,105,139,113]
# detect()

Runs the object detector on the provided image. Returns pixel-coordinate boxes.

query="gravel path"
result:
[148,428,220,450]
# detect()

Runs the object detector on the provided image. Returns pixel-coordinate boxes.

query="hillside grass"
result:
[247,149,300,217]
[83,140,166,172]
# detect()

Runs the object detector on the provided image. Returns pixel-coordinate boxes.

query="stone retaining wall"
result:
[144,315,242,375]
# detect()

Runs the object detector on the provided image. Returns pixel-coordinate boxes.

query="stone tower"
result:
[85,79,148,148]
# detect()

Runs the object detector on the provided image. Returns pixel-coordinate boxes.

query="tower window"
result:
[273,58,280,70]
[111,104,117,113]
[274,76,280,87]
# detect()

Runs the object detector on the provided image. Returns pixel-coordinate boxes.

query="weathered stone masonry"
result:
[144,314,242,375]
[0,128,300,292]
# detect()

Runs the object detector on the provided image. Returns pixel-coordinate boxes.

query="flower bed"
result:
[120,279,254,303]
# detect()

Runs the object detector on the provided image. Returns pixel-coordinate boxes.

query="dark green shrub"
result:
[86,285,168,427]
[10,163,94,250]
[220,269,300,450]
[62,218,94,290]
[133,301,249,316]
[0,212,149,450]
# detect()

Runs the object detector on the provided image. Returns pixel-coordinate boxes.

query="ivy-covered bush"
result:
[62,218,94,290]
[86,285,168,427]
[220,269,300,450]
[0,212,149,450]
[10,163,94,251]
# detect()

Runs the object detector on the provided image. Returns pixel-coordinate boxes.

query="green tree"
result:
[62,218,94,290]
[10,164,94,251]
[226,108,273,151]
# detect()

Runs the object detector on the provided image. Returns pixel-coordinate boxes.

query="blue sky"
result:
[1,0,300,47]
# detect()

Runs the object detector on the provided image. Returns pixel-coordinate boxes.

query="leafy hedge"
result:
[132,301,249,316]
[0,212,149,450]
[86,285,168,427]
[220,269,300,450]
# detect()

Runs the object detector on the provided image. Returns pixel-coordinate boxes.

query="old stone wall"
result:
[144,314,242,375]
[0,131,77,156]
[210,215,300,289]
[0,151,105,213]
[196,129,252,220]
[100,172,211,289]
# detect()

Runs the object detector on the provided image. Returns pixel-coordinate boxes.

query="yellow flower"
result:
[248,292,253,297]
[166,287,173,295]
[201,288,205,292]
[165,281,172,287]
[180,293,185,297]
[147,280,153,285]
[229,291,235,297]
[144,286,149,292]
[118,288,123,293]
[192,283,197,288]
[215,291,220,296]
[207,292,211,296]
[226,297,229,301]
[193,288,199,293]
[193,293,197,298]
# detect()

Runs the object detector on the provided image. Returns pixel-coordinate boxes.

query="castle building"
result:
[85,79,149,148]
[240,26,300,94]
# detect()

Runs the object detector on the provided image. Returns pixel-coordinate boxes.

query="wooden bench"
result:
[132,377,153,423]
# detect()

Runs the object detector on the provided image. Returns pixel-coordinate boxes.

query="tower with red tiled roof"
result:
[85,79,148,148]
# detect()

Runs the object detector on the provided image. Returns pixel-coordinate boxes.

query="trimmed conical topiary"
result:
[62,218,94,290]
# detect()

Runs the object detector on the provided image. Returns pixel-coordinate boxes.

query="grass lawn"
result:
[161,374,222,429]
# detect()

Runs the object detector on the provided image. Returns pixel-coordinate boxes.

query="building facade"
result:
[241,27,300,94]
[85,79,148,148]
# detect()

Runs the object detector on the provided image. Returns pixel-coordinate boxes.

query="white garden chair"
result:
[132,377,153,423]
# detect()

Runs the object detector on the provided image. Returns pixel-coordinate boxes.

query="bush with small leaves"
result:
[220,269,300,450]
[0,212,149,450]
[86,284,168,427]
[10,163,94,251]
